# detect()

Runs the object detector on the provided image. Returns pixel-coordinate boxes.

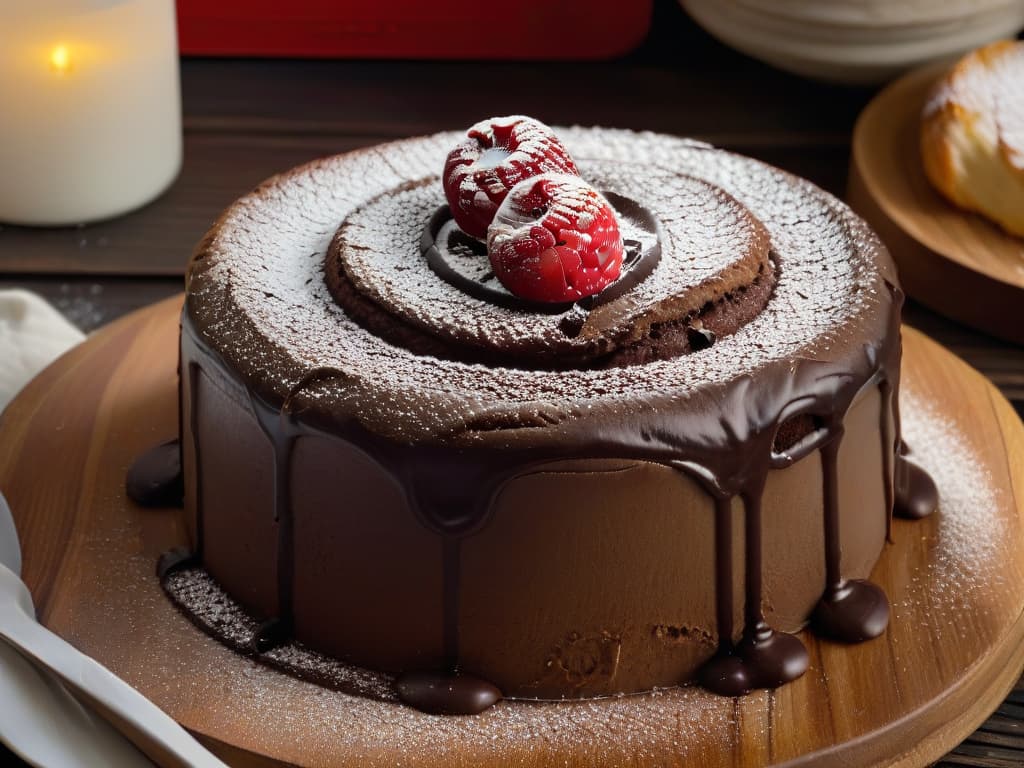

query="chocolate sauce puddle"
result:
[394,670,502,716]
[810,432,890,643]
[126,439,183,507]
[151,265,942,712]
[423,191,662,315]
[895,449,939,520]
[126,340,188,509]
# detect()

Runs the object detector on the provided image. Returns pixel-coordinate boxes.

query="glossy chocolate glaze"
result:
[248,389,301,653]
[187,362,205,557]
[895,450,940,520]
[395,670,502,716]
[697,489,810,696]
[810,433,891,643]
[169,273,935,707]
[142,128,942,714]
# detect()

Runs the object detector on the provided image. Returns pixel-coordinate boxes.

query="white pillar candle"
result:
[0,0,182,226]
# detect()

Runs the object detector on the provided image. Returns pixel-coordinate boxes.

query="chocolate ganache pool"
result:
[127,127,937,715]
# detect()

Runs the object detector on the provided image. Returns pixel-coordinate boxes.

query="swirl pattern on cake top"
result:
[327,167,774,367]
[187,128,896,447]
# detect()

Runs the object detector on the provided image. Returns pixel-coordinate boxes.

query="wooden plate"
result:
[1,295,1023,768]
[847,61,1024,346]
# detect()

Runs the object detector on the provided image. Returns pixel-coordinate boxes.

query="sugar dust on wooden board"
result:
[158,385,1001,766]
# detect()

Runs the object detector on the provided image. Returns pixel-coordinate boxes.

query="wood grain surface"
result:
[848,62,1024,346]
[1,296,1023,767]
[0,6,1021,764]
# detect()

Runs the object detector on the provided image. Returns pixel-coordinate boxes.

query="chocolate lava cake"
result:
[128,121,937,715]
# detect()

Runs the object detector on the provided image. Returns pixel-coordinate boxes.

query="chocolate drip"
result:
[879,380,896,542]
[741,486,768,639]
[126,439,184,507]
[162,259,940,708]
[698,489,809,696]
[252,618,291,654]
[698,625,809,696]
[895,453,939,520]
[820,434,845,591]
[442,536,461,672]
[881,329,937,522]
[811,432,890,643]
[391,499,508,714]
[812,580,890,644]
[246,371,343,652]
[395,671,502,716]
[738,623,811,689]
[188,362,205,556]
[157,547,198,579]
[390,533,489,714]
[712,497,734,657]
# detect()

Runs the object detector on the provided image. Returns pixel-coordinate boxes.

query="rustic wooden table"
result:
[0,2,1021,765]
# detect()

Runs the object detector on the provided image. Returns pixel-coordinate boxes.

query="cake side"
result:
[177,339,890,699]
[131,125,937,711]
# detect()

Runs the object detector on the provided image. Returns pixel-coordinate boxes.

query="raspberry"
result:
[443,116,579,239]
[487,173,624,303]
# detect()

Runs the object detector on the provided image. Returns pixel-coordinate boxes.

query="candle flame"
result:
[50,45,71,74]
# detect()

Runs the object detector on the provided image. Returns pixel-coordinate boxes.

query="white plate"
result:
[681,0,1024,83]
[738,0,1024,28]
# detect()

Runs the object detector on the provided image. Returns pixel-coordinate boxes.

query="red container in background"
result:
[176,0,653,59]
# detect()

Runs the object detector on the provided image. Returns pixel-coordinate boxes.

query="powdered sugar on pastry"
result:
[922,40,1024,238]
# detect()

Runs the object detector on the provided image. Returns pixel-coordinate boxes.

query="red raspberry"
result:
[443,116,579,239]
[487,173,624,303]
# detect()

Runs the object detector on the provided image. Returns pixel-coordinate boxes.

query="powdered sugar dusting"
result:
[444,116,580,239]
[338,166,764,359]
[925,40,1024,169]
[163,567,396,700]
[187,128,897,446]
[896,389,1008,621]
[163,557,738,765]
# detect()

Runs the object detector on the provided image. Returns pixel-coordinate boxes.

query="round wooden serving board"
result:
[847,61,1024,346]
[2,295,1024,768]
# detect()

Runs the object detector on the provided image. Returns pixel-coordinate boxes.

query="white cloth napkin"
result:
[0,290,84,411]
[0,639,152,767]
[0,299,226,765]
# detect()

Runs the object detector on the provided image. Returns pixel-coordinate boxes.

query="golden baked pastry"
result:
[921,40,1024,238]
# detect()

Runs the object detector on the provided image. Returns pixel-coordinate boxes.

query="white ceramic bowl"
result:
[681,0,1024,84]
